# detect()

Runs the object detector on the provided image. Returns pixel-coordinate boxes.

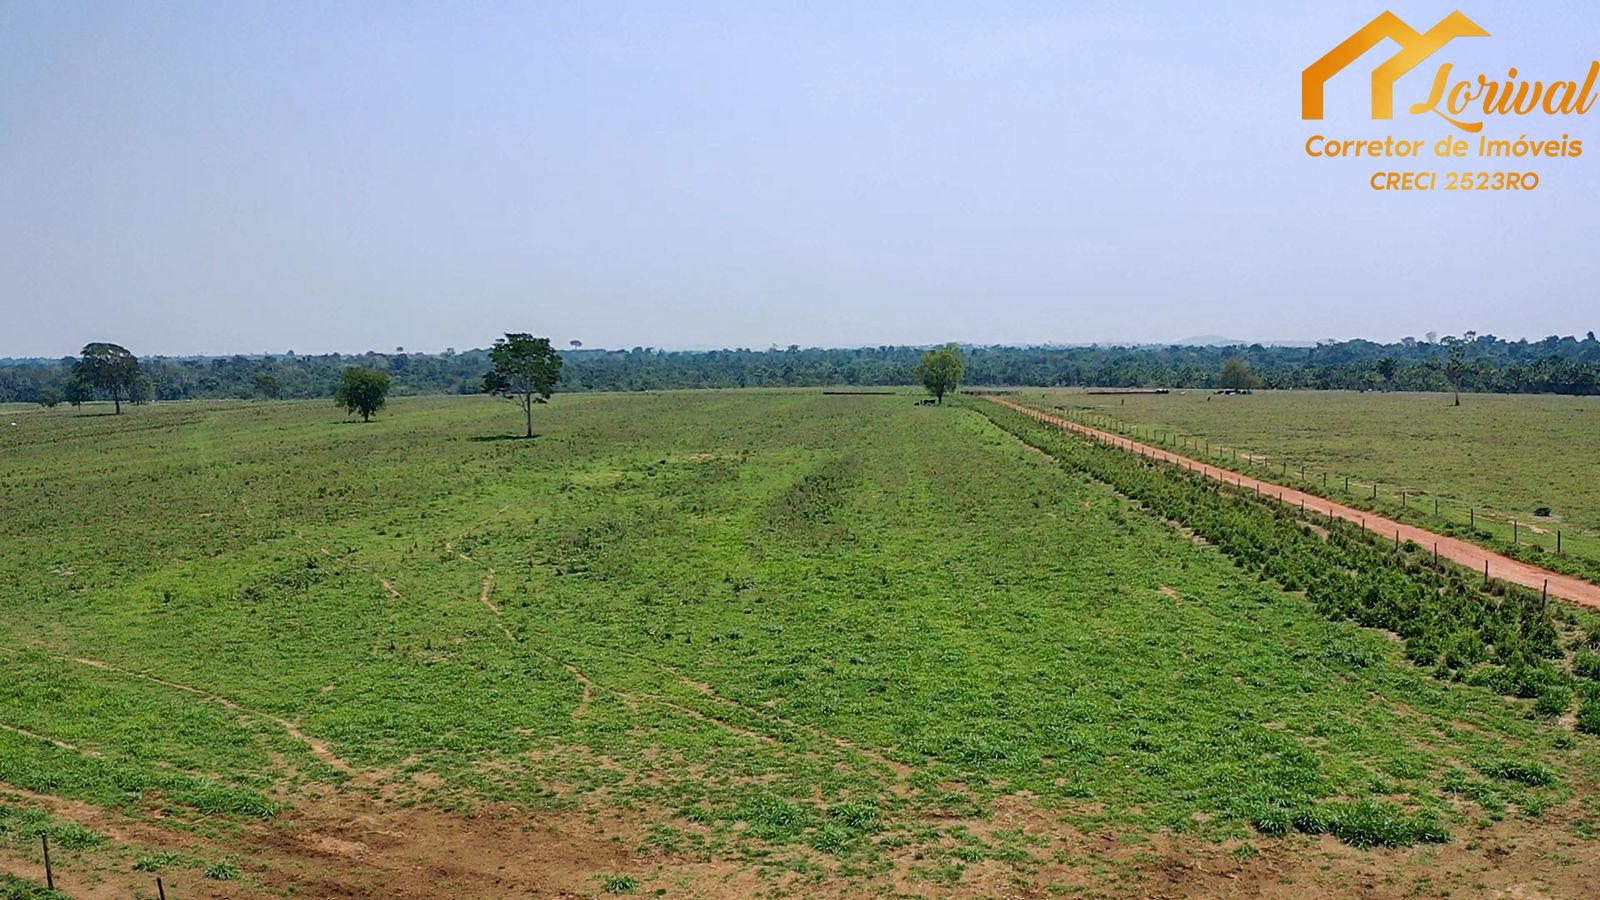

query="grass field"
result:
[1009,390,1600,579]
[2,392,1600,897]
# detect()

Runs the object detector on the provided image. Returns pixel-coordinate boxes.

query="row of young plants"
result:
[974,400,1600,731]
[1053,406,1600,588]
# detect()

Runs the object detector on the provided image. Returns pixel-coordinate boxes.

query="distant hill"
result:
[1173,336,1319,348]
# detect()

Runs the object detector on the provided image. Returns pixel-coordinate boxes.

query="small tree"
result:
[1218,356,1261,390]
[1375,356,1398,391]
[63,373,89,408]
[336,366,391,422]
[74,342,148,413]
[36,386,61,408]
[916,343,965,403]
[483,333,563,437]
[252,372,282,399]
[1445,344,1465,406]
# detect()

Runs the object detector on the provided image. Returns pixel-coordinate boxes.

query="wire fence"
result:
[28,831,172,898]
[1044,403,1599,575]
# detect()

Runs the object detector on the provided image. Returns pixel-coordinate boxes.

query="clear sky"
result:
[2,1,1596,356]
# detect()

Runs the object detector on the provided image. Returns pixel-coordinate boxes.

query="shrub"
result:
[1578,691,1600,736]
[1312,801,1449,849]
[1574,650,1600,680]
[1477,760,1556,788]
[133,852,188,872]
[1534,686,1572,718]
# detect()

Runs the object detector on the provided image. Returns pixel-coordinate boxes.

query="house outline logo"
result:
[1302,10,1489,121]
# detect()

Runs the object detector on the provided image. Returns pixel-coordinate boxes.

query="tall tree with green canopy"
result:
[1445,343,1466,406]
[1218,356,1262,390]
[63,372,89,408]
[335,366,391,422]
[916,343,965,404]
[73,342,148,414]
[483,333,563,437]
[1376,356,1399,390]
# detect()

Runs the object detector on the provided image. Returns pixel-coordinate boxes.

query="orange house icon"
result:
[1302,11,1488,120]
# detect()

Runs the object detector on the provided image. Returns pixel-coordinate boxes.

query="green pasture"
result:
[1,392,1597,893]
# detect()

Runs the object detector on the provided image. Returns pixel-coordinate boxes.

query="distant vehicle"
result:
[1214,388,1254,395]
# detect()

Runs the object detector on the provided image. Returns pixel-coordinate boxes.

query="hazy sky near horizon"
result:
[3,1,1598,356]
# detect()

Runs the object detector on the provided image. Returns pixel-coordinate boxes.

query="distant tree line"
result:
[4,332,1600,405]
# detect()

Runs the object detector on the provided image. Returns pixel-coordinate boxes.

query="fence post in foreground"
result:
[1484,560,1490,584]
[41,834,53,890]
[1345,475,1350,493]
[1558,531,1563,554]
[1513,520,1518,544]
[158,877,167,900]
[1470,508,1475,528]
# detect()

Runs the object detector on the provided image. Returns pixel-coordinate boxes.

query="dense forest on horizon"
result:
[4,332,1600,405]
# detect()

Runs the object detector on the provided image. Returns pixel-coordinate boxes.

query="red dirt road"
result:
[987,396,1600,611]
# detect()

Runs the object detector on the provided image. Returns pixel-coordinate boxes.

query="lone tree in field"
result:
[73,342,149,414]
[483,333,563,438]
[917,343,965,404]
[336,366,391,422]
[1445,343,1466,406]
[1218,356,1262,390]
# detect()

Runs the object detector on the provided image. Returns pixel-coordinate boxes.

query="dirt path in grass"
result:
[61,653,357,774]
[987,397,1600,611]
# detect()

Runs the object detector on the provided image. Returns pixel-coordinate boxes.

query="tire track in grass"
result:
[0,722,100,757]
[68,656,358,775]
[0,647,356,774]
[987,396,1600,610]
[470,567,782,742]
[461,561,912,775]
[610,648,914,780]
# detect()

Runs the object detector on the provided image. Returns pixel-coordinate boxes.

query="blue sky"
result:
[2,1,1596,355]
